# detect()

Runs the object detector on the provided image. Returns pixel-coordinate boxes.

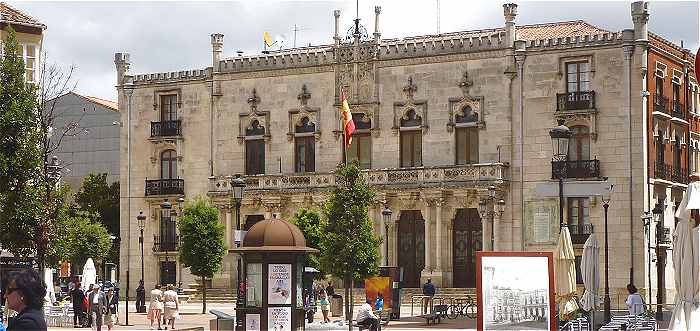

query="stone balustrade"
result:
[208,163,508,195]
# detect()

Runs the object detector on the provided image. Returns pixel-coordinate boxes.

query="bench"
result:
[352,309,391,331]
[418,304,448,325]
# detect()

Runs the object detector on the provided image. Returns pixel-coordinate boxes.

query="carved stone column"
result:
[422,201,432,273]
[435,199,444,271]
[225,208,232,248]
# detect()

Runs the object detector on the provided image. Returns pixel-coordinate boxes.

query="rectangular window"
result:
[160,210,177,251]
[160,95,178,122]
[400,130,422,168]
[294,136,315,173]
[246,263,263,307]
[673,83,681,105]
[245,139,265,175]
[567,197,590,227]
[455,127,479,165]
[19,44,36,83]
[656,76,664,96]
[347,133,371,169]
[566,62,590,93]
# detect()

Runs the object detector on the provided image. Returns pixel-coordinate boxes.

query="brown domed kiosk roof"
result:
[231,218,318,253]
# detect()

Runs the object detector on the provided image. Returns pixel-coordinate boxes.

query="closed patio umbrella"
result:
[44,268,56,304]
[81,258,97,292]
[555,226,579,321]
[670,182,700,330]
[580,234,600,312]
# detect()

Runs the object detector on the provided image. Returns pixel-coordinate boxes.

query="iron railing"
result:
[672,101,685,119]
[653,162,688,184]
[151,120,182,137]
[153,235,178,252]
[145,178,184,196]
[551,159,600,179]
[556,91,595,111]
[567,223,594,245]
[653,95,669,114]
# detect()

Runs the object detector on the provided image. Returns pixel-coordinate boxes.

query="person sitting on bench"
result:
[357,299,380,331]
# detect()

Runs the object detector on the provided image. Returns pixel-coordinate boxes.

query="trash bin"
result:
[331,295,343,317]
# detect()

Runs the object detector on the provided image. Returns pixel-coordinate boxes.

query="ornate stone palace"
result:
[117,1,693,304]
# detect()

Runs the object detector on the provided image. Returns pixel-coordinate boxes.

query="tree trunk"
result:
[202,276,207,314]
[348,277,355,331]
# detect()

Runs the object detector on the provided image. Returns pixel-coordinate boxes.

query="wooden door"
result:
[160,261,176,286]
[397,210,424,288]
[452,208,482,288]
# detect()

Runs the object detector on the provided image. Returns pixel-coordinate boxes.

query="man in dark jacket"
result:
[422,279,436,314]
[71,282,85,327]
[135,279,145,313]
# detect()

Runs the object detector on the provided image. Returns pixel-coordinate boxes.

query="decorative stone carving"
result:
[393,76,428,135]
[447,71,485,132]
[238,88,272,144]
[289,84,321,141]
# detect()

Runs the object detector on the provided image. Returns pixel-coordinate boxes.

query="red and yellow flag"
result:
[340,89,355,146]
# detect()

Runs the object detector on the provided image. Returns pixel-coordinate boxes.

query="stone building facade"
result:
[117,1,682,306]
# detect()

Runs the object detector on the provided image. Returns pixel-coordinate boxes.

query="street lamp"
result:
[641,211,653,313]
[549,119,572,231]
[601,185,613,323]
[231,174,246,322]
[381,205,392,266]
[651,201,666,321]
[136,211,146,313]
[160,199,172,285]
[478,187,504,251]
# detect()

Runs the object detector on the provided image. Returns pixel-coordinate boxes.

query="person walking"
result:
[421,278,436,314]
[625,284,645,316]
[71,281,86,327]
[4,269,48,331]
[148,284,164,330]
[103,288,118,331]
[87,285,106,331]
[136,280,145,313]
[162,285,179,330]
[318,288,330,323]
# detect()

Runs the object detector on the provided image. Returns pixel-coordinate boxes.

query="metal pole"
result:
[491,209,495,251]
[140,228,144,287]
[125,270,130,325]
[646,221,653,310]
[603,201,611,323]
[655,218,664,321]
[559,177,565,230]
[384,224,389,266]
[235,200,243,328]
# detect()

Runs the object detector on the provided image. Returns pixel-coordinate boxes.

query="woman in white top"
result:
[625,284,645,316]
[148,284,164,330]
[162,284,180,330]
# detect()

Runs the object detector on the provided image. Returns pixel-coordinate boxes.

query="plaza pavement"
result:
[46,300,672,331]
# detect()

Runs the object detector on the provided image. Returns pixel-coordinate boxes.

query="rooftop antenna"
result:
[292,24,309,48]
[353,0,360,37]
[436,0,440,34]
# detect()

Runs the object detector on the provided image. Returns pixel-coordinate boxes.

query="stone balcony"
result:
[208,163,509,195]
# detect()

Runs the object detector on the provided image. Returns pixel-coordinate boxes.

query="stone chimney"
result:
[631,1,649,41]
[503,3,518,47]
[114,52,130,86]
[211,33,224,72]
[334,10,341,46]
[373,6,381,41]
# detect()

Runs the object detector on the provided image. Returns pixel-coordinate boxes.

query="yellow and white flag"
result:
[263,32,274,47]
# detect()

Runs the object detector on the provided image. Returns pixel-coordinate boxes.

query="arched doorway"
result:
[397,210,424,288]
[452,208,482,288]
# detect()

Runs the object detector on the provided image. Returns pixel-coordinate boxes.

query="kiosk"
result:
[231,217,318,331]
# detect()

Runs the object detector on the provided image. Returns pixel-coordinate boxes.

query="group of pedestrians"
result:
[147,283,180,330]
[69,280,119,330]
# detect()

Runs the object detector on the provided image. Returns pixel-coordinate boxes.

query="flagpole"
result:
[342,134,347,165]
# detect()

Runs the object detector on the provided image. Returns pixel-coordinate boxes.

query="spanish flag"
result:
[340,89,355,146]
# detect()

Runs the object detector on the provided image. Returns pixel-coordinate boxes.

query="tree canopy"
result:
[74,173,119,236]
[290,208,325,275]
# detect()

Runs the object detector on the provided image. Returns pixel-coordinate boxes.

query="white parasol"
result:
[580,234,600,312]
[81,258,97,292]
[44,268,56,304]
[670,181,700,330]
[555,226,579,320]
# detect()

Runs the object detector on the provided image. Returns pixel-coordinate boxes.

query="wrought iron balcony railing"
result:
[672,101,685,119]
[153,235,179,252]
[653,95,669,114]
[556,91,595,111]
[567,223,593,245]
[151,120,182,137]
[653,162,688,184]
[145,178,184,196]
[551,159,600,179]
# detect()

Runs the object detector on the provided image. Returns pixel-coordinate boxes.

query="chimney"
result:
[503,4,518,47]
[334,10,341,46]
[114,52,130,86]
[374,6,382,41]
[211,33,224,72]
[631,1,649,41]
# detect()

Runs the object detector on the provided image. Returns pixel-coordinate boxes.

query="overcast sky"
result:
[8,0,699,101]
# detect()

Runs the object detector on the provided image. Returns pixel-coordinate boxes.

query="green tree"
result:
[178,197,227,314]
[0,27,42,259]
[74,173,119,272]
[290,208,326,276]
[46,208,112,272]
[319,163,381,326]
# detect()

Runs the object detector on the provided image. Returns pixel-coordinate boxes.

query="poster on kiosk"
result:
[268,264,292,305]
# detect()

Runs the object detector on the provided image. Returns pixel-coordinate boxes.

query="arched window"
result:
[294,117,315,173]
[347,113,371,169]
[455,106,478,124]
[160,149,177,179]
[400,109,422,167]
[568,126,590,161]
[245,120,265,175]
[455,106,479,165]
[674,135,682,173]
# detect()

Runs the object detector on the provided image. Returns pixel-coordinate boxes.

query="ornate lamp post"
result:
[136,211,146,288]
[160,200,172,286]
[641,211,653,313]
[549,119,572,231]
[381,205,392,266]
[231,174,246,325]
[651,201,666,321]
[602,186,613,323]
[478,186,505,251]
